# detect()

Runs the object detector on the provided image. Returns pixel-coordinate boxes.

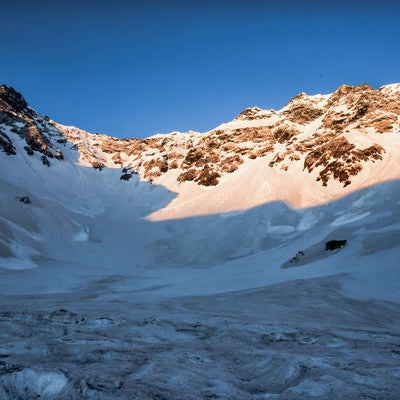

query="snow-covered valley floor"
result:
[1,272,400,399]
[1,149,400,399]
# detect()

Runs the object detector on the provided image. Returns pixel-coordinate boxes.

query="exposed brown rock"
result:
[303,138,384,187]
[219,154,243,173]
[91,160,104,170]
[235,107,263,120]
[143,158,168,179]
[195,165,220,186]
[282,96,324,123]
[272,125,300,144]
[177,169,198,183]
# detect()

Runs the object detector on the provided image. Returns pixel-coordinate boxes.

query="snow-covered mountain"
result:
[1,83,399,220]
[0,83,400,399]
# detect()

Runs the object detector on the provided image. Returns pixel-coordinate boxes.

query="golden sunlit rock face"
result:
[1,83,399,189]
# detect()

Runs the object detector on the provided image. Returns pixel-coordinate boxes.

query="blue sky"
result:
[1,0,399,138]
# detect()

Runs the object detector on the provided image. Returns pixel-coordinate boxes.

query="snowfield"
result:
[1,150,400,399]
[1,83,400,398]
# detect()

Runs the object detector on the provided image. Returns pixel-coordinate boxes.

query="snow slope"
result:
[0,84,400,399]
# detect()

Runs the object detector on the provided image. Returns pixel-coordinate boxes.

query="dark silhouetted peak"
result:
[0,84,30,113]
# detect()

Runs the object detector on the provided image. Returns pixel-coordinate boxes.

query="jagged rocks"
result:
[177,169,197,183]
[269,153,286,168]
[182,148,207,167]
[143,157,168,180]
[0,86,59,160]
[304,138,356,173]
[55,149,64,160]
[0,131,16,155]
[91,160,104,170]
[219,154,243,173]
[120,167,134,181]
[40,155,50,167]
[24,125,54,157]
[177,165,220,186]
[282,93,324,124]
[272,125,300,144]
[0,85,30,114]
[24,146,34,156]
[303,137,384,187]
[195,165,220,186]
[236,107,263,120]
[365,113,396,133]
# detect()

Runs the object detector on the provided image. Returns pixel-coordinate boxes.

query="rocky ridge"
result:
[0,83,399,188]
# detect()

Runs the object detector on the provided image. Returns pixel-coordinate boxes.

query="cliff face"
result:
[0,85,63,162]
[1,83,399,194]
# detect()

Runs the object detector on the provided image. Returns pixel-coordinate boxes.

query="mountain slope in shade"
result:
[0,84,400,399]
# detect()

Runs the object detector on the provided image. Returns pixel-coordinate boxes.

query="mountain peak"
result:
[235,106,264,120]
[1,82,400,219]
[0,84,30,114]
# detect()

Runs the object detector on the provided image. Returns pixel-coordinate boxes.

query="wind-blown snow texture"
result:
[0,84,400,399]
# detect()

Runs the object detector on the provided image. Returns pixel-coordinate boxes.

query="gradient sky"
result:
[1,0,399,138]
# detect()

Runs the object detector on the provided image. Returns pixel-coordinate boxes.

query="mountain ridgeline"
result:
[1,83,399,203]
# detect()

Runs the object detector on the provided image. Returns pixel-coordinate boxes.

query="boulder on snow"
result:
[120,173,132,181]
[325,240,347,251]
[40,155,50,167]
[24,145,34,155]
[19,196,31,204]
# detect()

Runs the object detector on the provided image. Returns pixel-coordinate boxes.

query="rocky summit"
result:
[1,83,400,187]
[1,82,400,219]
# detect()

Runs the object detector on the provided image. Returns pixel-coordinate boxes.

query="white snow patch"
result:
[1,369,68,398]
[0,257,37,270]
[73,226,89,242]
